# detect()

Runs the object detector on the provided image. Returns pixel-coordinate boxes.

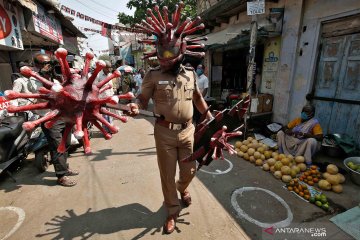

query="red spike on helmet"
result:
[136,1,207,69]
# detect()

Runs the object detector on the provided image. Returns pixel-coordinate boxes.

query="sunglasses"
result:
[38,61,51,65]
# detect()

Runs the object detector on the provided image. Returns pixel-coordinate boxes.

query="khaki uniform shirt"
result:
[141,65,197,123]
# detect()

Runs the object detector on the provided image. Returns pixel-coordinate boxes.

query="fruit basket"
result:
[344,157,360,186]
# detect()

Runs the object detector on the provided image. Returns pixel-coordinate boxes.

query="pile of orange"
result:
[299,165,321,186]
[287,179,311,201]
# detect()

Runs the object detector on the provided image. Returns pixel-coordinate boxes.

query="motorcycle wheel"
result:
[34,148,51,172]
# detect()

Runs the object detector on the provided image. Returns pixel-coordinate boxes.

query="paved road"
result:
[0,116,358,239]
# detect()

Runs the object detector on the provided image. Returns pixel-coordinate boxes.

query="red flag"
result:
[101,23,112,39]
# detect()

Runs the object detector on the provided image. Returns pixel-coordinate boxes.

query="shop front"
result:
[201,1,284,114]
[10,0,85,69]
[205,30,281,115]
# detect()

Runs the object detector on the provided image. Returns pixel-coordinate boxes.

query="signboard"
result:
[62,31,78,54]
[31,1,63,44]
[0,96,10,110]
[0,1,23,49]
[247,0,265,16]
[260,36,281,94]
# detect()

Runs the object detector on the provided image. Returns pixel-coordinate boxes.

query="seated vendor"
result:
[277,104,323,165]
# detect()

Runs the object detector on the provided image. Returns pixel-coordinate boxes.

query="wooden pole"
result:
[244,14,258,138]
[247,15,258,96]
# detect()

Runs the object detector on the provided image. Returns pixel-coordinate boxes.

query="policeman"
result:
[128,3,213,232]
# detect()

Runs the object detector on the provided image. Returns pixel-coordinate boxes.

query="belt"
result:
[156,118,192,130]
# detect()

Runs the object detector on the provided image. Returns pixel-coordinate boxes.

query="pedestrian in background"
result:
[134,68,145,96]
[196,64,209,98]
[94,60,114,133]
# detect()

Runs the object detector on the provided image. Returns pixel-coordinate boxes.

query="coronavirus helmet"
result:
[135,2,207,70]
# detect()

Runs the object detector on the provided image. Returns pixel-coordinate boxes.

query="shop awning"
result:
[202,19,280,47]
[202,24,243,46]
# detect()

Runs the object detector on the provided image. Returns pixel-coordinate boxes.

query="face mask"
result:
[196,69,203,76]
[301,112,309,120]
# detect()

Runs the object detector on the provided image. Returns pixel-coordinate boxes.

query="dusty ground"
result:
[0,116,358,240]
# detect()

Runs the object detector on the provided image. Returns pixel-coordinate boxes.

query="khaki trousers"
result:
[154,123,196,215]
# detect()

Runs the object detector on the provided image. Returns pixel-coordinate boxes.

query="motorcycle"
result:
[0,115,50,179]
[31,126,51,172]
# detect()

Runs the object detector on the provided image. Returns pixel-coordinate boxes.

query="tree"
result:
[98,54,111,61]
[118,0,197,26]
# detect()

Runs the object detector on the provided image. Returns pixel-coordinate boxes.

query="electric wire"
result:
[87,0,120,14]
[71,0,116,21]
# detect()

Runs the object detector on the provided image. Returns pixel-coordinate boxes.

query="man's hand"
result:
[127,103,139,116]
[284,128,293,136]
[206,112,214,121]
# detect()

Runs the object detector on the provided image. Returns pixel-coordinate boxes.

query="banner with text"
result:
[60,5,145,34]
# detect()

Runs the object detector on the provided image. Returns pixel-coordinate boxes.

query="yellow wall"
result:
[260,36,281,94]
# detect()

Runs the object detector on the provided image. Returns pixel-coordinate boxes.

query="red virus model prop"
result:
[135,1,207,68]
[5,48,133,155]
[182,95,251,170]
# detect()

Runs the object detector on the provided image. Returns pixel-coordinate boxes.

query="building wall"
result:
[286,0,360,122]
[272,0,305,124]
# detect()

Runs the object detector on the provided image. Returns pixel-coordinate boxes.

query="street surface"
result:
[0,116,358,240]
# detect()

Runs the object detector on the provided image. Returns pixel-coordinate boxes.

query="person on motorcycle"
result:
[32,54,79,186]
[11,61,41,119]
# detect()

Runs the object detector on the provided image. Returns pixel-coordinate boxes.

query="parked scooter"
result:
[0,115,50,179]
[31,126,51,172]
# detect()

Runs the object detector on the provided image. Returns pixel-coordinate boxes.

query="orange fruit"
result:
[313,178,319,183]
[295,189,299,194]
[307,176,313,181]
[299,192,304,197]
[308,181,314,186]
[288,186,293,191]
[304,189,309,195]
[311,170,317,175]
[304,172,310,176]
[304,194,310,200]
[311,165,317,170]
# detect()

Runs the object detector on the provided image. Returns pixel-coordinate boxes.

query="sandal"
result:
[57,176,77,187]
[65,169,79,176]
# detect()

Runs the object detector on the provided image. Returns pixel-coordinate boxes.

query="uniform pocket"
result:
[184,84,194,100]
[155,84,173,102]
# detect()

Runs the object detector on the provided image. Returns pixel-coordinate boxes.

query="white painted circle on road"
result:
[0,206,25,240]
[199,158,233,175]
[231,187,293,228]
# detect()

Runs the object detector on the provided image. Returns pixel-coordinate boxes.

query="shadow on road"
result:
[35,204,190,239]
[90,148,157,161]
[0,163,58,193]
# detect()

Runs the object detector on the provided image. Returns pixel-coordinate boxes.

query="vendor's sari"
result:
[292,118,319,137]
[277,118,320,164]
